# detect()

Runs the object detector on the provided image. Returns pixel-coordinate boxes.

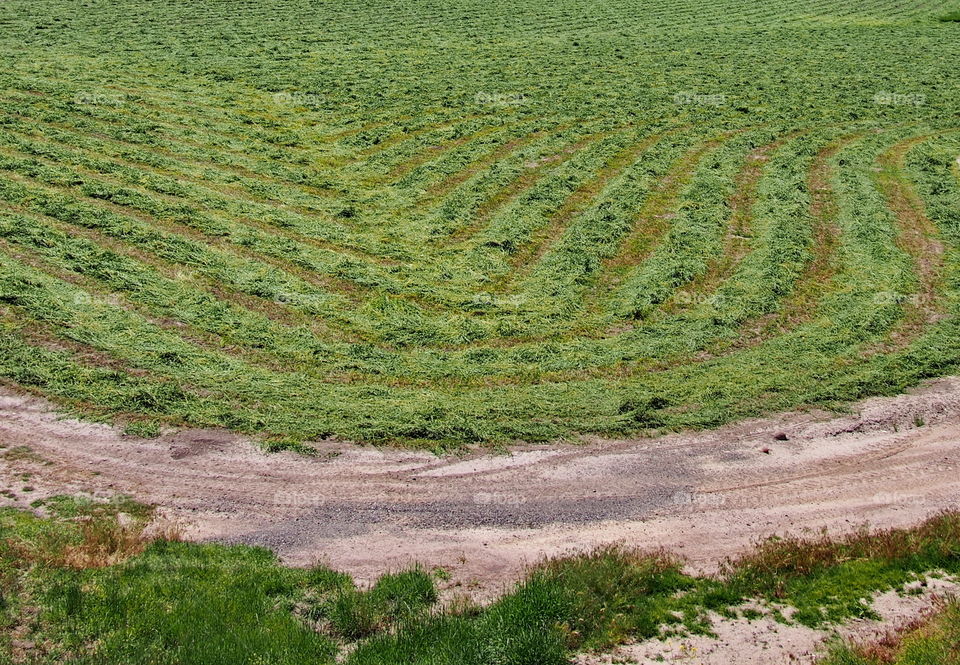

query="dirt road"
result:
[1,378,958,594]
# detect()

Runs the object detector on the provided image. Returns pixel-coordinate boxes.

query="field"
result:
[0,0,959,447]
[2,3,960,663]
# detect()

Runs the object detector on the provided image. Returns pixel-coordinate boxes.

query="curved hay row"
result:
[0,128,779,388]
[0,118,944,348]
[0,127,823,381]
[0,143,952,444]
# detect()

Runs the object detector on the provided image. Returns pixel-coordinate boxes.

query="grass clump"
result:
[121,420,163,438]
[10,495,162,569]
[317,568,438,640]
[939,11,960,22]
[31,494,154,522]
[41,541,339,665]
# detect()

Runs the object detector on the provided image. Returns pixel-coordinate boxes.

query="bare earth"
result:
[1,377,958,601]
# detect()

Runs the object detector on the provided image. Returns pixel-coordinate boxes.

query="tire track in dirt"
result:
[0,377,958,593]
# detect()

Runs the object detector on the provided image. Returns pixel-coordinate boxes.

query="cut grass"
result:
[0,0,958,445]
[4,502,960,665]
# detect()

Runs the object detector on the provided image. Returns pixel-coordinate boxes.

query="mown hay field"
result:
[0,0,958,446]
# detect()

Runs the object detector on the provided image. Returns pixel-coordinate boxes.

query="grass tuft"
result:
[322,568,438,640]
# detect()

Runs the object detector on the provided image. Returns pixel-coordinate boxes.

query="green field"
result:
[0,0,958,446]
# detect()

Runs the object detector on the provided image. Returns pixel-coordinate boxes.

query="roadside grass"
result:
[3,501,959,665]
[819,600,960,664]
[0,501,339,665]
[719,514,960,625]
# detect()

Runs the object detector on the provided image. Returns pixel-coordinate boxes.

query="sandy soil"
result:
[1,377,958,602]
[578,576,959,665]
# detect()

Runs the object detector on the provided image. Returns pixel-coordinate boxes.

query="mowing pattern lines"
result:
[0,0,958,444]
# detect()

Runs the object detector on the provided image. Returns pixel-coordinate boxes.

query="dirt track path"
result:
[1,379,959,594]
